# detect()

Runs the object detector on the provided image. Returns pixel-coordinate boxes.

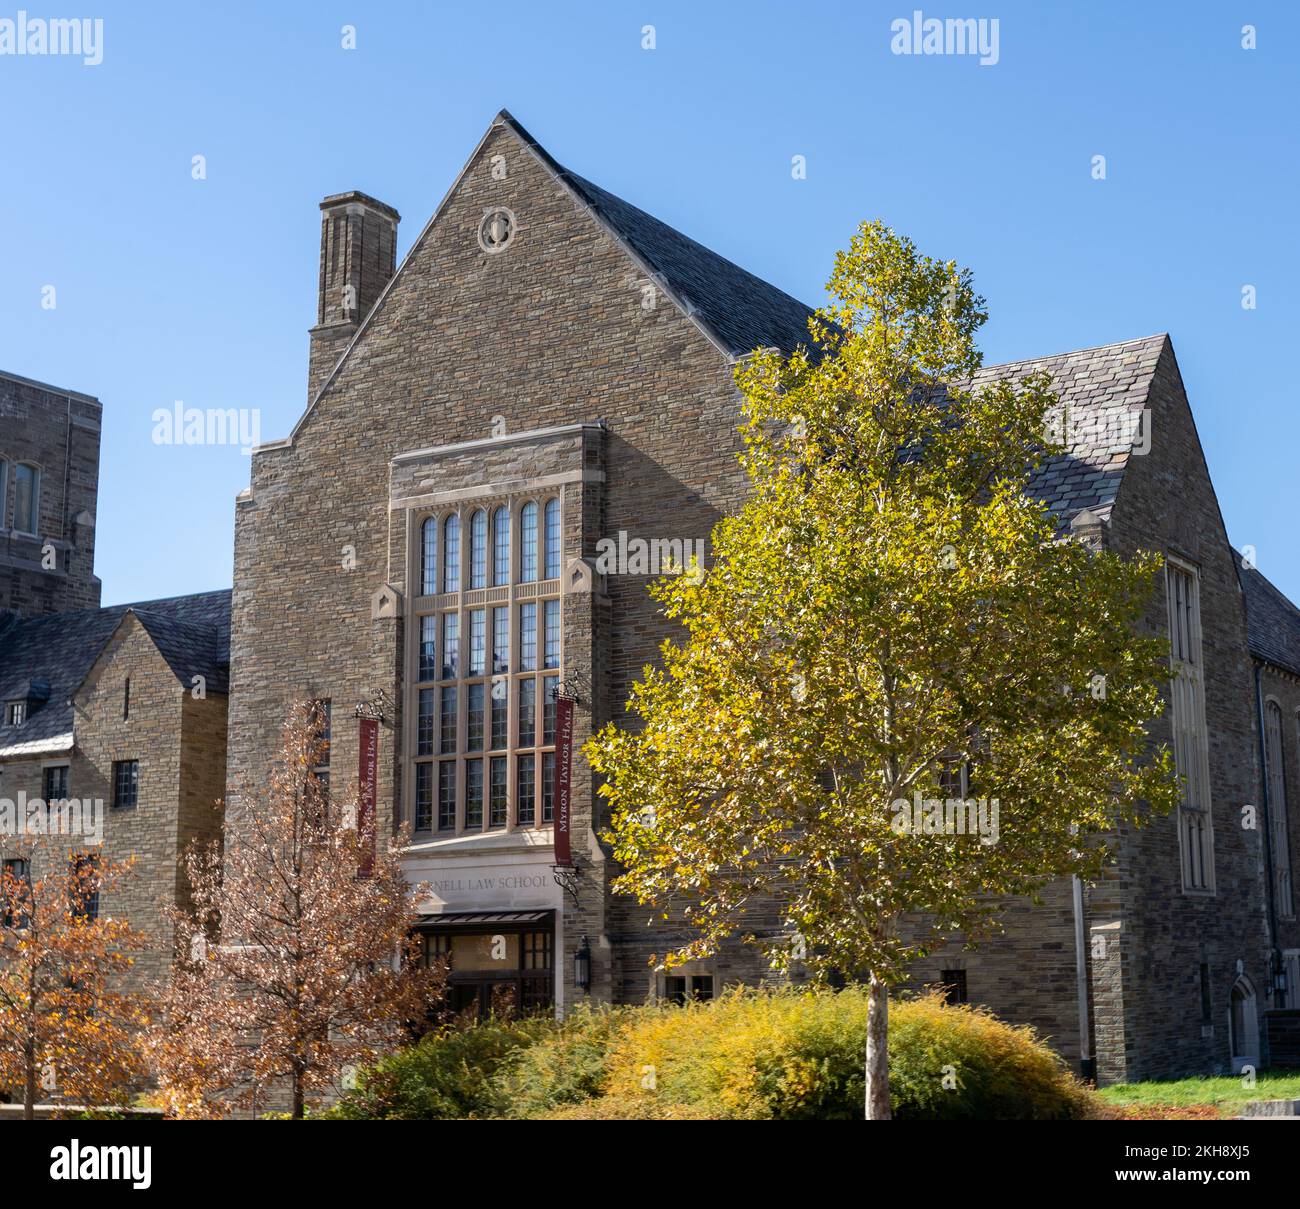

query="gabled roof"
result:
[281,113,1171,539]
[975,333,1168,527]
[0,589,230,758]
[284,110,819,445]
[130,606,231,694]
[505,113,816,359]
[1236,555,1300,679]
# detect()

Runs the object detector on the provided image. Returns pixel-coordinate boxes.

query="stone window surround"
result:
[1166,552,1216,895]
[9,459,42,537]
[1283,950,1300,1012]
[403,490,565,845]
[42,762,70,803]
[111,758,139,811]
[651,960,717,1004]
[393,422,603,851]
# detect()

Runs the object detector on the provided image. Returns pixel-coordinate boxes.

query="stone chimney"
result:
[307,191,400,402]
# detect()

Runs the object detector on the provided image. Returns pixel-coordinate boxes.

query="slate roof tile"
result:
[0,589,231,757]
[1235,555,1300,679]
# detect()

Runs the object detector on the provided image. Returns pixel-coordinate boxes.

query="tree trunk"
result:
[865,972,890,1120]
[292,1068,305,1120]
[24,1040,36,1122]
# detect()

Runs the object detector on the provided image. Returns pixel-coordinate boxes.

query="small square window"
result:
[44,765,69,803]
[6,702,24,727]
[939,969,968,1005]
[112,760,139,810]
[71,853,99,921]
[663,974,714,1005]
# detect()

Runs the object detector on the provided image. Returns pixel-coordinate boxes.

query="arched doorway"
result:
[1229,976,1260,1072]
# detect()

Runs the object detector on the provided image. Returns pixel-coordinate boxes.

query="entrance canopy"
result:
[414,909,553,929]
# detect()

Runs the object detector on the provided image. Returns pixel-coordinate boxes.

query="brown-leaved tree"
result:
[149,703,442,1119]
[0,832,149,1119]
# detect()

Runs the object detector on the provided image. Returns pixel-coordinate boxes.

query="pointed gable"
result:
[0,589,231,757]
[1237,555,1300,679]
[502,114,816,359]
[289,110,819,441]
[981,333,1167,528]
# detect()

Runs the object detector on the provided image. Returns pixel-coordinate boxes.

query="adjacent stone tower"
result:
[307,191,401,402]
[0,369,102,620]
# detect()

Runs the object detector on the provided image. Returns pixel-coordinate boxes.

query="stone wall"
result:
[1101,338,1271,1082]
[227,116,761,1012]
[0,372,102,618]
[73,615,187,994]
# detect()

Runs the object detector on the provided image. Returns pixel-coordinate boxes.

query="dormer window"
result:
[5,680,49,727]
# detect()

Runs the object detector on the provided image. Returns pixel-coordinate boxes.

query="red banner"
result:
[553,696,575,867]
[357,716,379,877]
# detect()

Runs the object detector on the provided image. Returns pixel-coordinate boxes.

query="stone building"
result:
[222,109,1300,1080]
[1236,557,1300,1067]
[914,338,1286,1082]
[0,370,102,618]
[0,371,230,997]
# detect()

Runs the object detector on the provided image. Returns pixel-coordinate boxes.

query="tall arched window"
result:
[469,509,487,590]
[520,502,538,583]
[443,514,461,594]
[493,506,510,586]
[13,463,39,534]
[420,517,438,596]
[1265,701,1294,919]
[544,498,561,580]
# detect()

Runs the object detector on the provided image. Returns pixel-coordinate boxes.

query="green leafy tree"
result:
[586,221,1180,1119]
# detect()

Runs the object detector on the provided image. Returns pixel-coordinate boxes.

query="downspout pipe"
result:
[1071,873,1095,1082]
[1255,663,1281,998]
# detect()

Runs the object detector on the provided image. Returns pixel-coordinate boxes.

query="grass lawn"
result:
[1098,1071,1300,1119]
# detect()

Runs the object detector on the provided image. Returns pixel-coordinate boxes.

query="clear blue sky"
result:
[2,1,1295,603]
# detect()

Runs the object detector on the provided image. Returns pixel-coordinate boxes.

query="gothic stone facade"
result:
[0,595,231,999]
[225,111,1292,1081]
[0,370,101,619]
[0,373,230,1004]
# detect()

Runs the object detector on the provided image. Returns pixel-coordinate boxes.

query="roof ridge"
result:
[981,333,1169,372]
[562,166,817,327]
[276,109,820,447]
[118,586,231,611]
[1237,548,1300,620]
[498,111,815,358]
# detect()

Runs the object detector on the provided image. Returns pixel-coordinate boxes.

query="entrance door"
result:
[1229,976,1260,1072]
[420,914,555,1023]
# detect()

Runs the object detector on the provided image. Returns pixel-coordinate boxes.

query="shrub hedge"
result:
[324,988,1101,1121]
